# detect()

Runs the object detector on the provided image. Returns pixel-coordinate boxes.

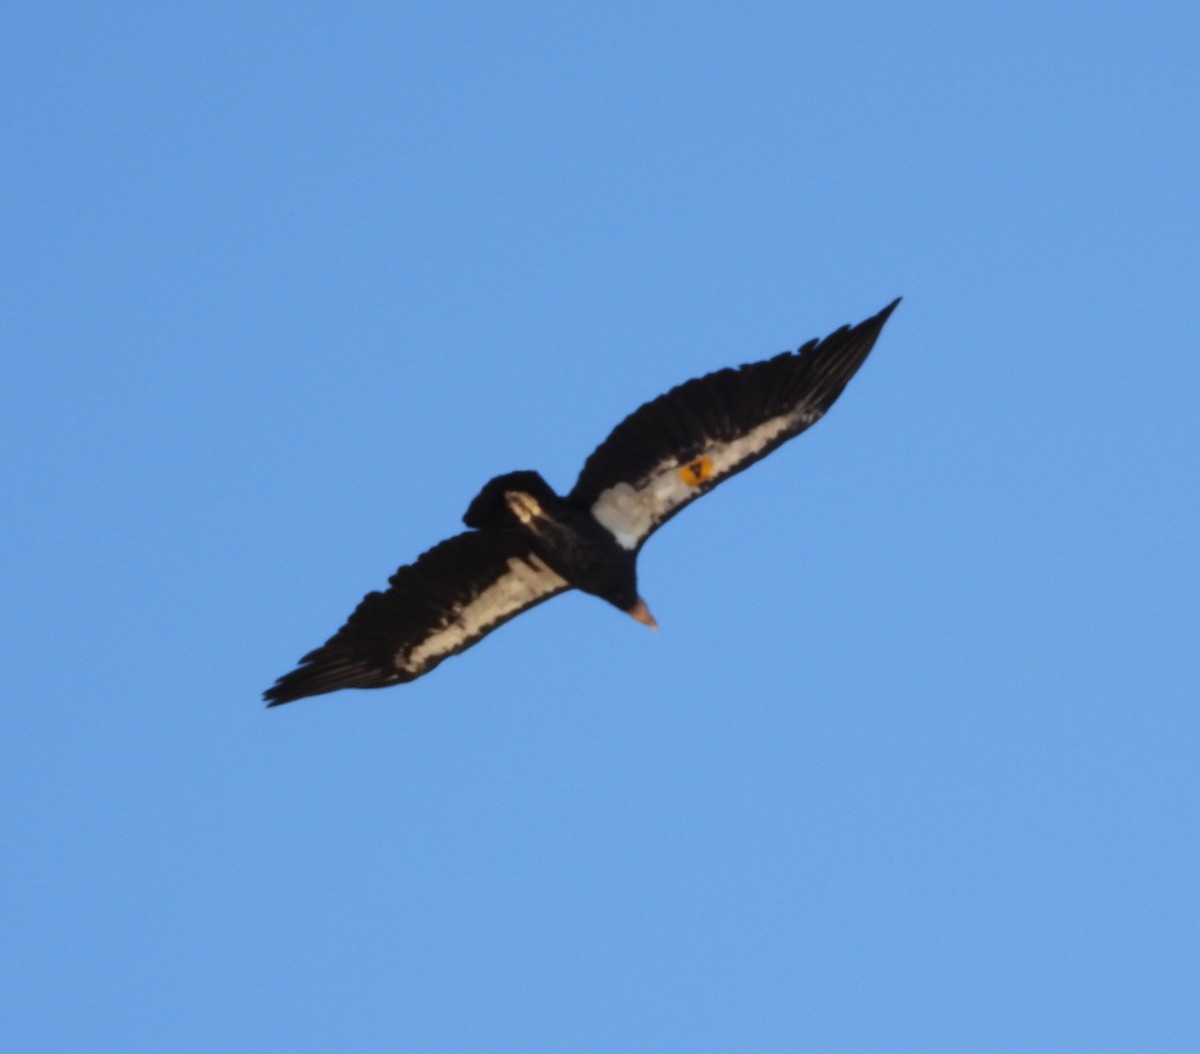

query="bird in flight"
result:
[265,299,900,705]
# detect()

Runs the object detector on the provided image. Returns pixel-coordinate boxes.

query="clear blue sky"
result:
[3,2,1197,1050]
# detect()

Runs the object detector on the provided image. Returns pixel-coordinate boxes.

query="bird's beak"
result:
[625,597,659,630]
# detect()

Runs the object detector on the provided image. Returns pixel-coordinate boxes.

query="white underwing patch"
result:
[400,554,567,672]
[590,409,804,549]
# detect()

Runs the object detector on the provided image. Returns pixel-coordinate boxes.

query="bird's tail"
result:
[462,470,560,530]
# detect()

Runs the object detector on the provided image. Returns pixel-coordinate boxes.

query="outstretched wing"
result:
[264,531,570,705]
[569,299,899,550]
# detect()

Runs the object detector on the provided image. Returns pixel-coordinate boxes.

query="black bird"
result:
[265,299,900,705]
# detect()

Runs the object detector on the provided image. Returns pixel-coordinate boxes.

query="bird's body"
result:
[265,299,900,705]
[465,471,642,612]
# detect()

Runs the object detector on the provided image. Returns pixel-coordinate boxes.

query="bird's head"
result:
[599,579,658,630]
[586,564,659,631]
[623,596,659,630]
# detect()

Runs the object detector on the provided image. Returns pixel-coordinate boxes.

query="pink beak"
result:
[625,597,659,630]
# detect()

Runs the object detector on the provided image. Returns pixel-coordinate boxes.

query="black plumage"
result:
[264,299,900,705]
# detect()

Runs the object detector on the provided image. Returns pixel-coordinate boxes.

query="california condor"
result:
[264,299,900,705]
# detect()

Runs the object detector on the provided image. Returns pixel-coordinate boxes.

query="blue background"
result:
[3,2,1197,1049]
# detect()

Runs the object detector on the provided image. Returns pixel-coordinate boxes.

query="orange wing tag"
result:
[677,455,714,487]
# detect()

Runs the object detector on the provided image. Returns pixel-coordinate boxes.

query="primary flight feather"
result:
[265,299,900,705]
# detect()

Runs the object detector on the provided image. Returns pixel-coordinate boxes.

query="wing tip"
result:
[873,296,902,326]
[263,678,313,706]
[262,658,400,707]
[262,679,324,708]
